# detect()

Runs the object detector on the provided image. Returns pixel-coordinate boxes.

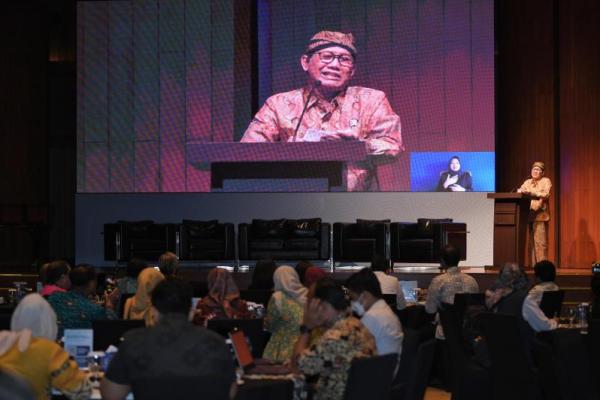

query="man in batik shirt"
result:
[518,161,552,263]
[292,278,376,400]
[241,31,404,191]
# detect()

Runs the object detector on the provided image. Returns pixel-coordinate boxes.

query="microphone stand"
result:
[292,81,321,142]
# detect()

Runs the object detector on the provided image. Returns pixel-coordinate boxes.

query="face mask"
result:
[351,300,365,317]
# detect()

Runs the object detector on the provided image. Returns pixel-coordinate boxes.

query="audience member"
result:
[158,252,179,277]
[47,264,117,337]
[295,260,314,285]
[292,278,376,400]
[116,258,147,295]
[592,272,600,319]
[101,279,236,400]
[522,260,559,332]
[263,266,307,362]
[425,245,479,339]
[123,267,165,324]
[248,259,278,290]
[346,268,403,358]
[39,260,71,297]
[485,262,530,311]
[193,268,253,326]
[371,254,407,310]
[0,294,91,400]
[303,266,327,289]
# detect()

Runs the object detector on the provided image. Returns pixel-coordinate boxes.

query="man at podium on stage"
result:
[517,161,552,263]
[241,31,404,191]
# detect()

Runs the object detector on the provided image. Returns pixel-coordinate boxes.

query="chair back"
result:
[438,302,469,396]
[0,313,11,331]
[539,290,565,318]
[382,294,397,308]
[240,289,273,306]
[92,319,145,351]
[590,319,600,398]
[403,339,436,400]
[478,312,537,400]
[206,318,266,358]
[343,353,398,400]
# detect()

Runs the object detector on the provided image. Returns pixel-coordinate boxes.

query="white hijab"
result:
[273,266,308,306]
[0,294,58,357]
[10,293,58,341]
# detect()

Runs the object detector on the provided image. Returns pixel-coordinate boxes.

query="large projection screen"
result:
[77,0,494,193]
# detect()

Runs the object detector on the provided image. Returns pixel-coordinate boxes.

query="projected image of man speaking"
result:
[241,31,404,191]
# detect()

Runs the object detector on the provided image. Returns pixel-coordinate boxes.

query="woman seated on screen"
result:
[192,267,254,326]
[0,294,91,400]
[436,155,473,192]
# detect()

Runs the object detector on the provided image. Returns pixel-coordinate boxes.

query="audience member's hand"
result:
[449,184,466,192]
[443,174,459,189]
[104,288,120,310]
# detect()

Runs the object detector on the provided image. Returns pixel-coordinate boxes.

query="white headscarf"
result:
[273,266,308,306]
[10,293,58,341]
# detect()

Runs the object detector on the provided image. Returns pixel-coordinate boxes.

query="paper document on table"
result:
[64,329,93,368]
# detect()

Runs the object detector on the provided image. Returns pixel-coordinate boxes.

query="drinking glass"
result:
[568,307,577,328]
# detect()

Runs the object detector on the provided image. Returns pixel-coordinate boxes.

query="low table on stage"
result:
[487,193,531,267]
[187,142,367,191]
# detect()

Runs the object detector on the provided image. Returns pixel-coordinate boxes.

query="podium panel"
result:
[487,193,531,267]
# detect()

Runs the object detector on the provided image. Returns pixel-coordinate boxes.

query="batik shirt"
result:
[241,86,403,191]
[519,177,552,221]
[425,267,479,339]
[297,315,377,400]
[47,291,117,337]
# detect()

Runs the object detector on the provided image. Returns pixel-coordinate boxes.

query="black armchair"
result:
[104,221,176,262]
[333,219,389,262]
[390,218,466,263]
[179,220,235,261]
[238,218,330,260]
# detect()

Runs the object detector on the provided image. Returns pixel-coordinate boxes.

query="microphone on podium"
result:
[292,80,321,142]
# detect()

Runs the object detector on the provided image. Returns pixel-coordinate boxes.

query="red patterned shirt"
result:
[241,86,404,191]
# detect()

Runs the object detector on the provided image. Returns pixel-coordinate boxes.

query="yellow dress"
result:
[0,336,91,400]
[262,292,304,362]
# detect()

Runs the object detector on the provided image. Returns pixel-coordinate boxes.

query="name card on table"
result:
[64,329,93,367]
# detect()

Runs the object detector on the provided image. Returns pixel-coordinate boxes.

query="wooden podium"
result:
[487,193,532,267]
[186,142,367,191]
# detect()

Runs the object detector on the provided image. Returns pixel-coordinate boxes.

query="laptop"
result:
[229,330,291,375]
[400,280,419,303]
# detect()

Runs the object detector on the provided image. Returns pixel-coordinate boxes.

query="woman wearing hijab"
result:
[262,266,308,362]
[123,267,165,325]
[436,155,473,192]
[303,266,327,289]
[0,294,91,400]
[192,268,253,326]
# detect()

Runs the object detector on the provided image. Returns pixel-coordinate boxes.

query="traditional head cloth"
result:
[128,267,165,324]
[305,31,357,57]
[532,161,545,171]
[303,266,327,288]
[273,266,308,306]
[10,293,58,341]
[206,268,242,318]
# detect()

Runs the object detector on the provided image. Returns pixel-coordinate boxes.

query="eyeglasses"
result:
[316,51,354,67]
